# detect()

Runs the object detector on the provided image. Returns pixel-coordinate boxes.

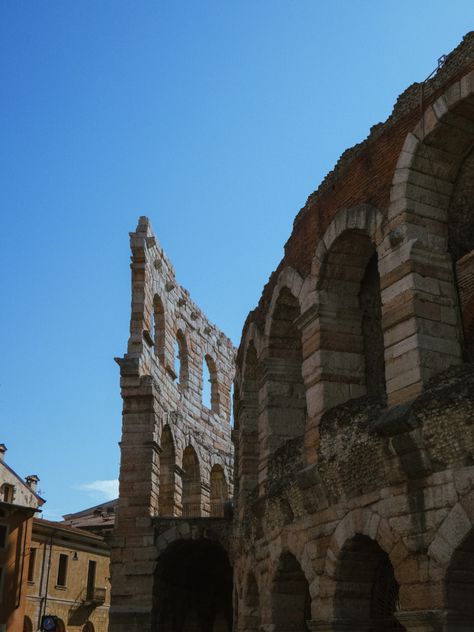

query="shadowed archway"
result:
[153,539,233,632]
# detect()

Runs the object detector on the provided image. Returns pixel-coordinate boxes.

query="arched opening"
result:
[334,535,403,630]
[152,539,233,632]
[182,446,201,517]
[242,572,260,632]
[271,551,311,631]
[82,623,95,632]
[449,147,474,361]
[56,619,66,632]
[260,288,306,482]
[154,295,166,363]
[159,425,176,516]
[236,342,259,503]
[175,330,188,386]
[23,616,33,632]
[210,465,228,517]
[446,527,474,620]
[203,355,220,413]
[318,231,386,404]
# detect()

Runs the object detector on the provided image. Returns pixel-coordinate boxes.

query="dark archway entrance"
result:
[271,551,311,631]
[446,527,474,623]
[153,539,233,632]
[335,535,404,631]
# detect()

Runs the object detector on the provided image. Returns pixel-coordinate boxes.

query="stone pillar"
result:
[109,369,162,632]
[258,356,306,487]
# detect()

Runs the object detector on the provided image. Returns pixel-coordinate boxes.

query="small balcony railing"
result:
[84,586,106,605]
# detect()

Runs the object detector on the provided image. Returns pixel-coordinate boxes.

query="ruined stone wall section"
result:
[127,216,235,496]
[110,217,235,632]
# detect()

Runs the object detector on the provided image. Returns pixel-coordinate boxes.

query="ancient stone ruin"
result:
[109,218,235,632]
[111,33,474,632]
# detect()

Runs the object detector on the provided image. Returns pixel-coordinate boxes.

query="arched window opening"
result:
[159,425,176,516]
[449,148,474,361]
[229,381,234,427]
[210,465,228,517]
[175,330,188,386]
[243,572,260,632]
[335,535,403,631]
[271,552,311,631]
[182,446,201,517]
[153,295,166,363]
[23,616,33,632]
[262,288,306,473]
[237,342,259,499]
[359,253,386,400]
[153,539,233,632]
[55,619,66,632]
[318,231,386,406]
[202,355,219,413]
[446,528,474,619]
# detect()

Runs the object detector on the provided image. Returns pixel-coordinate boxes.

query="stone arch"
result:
[23,616,33,632]
[312,205,384,277]
[181,445,201,517]
[152,537,233,632]
[303,207,386,461]
[210,464,228,517]
[445,525,474,621]
[153,294,166,364]
[235,339,259,510]
[321,509,408,627]
[259,284,306,485]
[264,267,304,338]
[383,76,474,399]
[203,353,220,413]
[428,497,474,570]
[270,550,311,631]
[55,619,66,632]
[159,424,176,516]
[174,328,189,386]
[333,535,403,630]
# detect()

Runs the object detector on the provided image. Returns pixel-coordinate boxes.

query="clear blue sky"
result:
[1,1,473,519]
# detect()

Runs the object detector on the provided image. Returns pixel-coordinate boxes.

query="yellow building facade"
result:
[25,519,110,632]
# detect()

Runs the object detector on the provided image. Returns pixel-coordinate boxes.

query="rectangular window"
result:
[0,525,7,549]
[57,553,68,587]
[86,560,96,600]
[27,547,37,582]
[3,485,14,503]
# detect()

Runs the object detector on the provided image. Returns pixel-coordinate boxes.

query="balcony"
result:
[83,586,106,606]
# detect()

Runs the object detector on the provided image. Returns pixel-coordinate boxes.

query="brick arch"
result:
[325,509,409,577]
[311,204,384,280]
[235,324,264,398]
[303,207,386,461]
[259,279,306,484]
[234,333,261,513]
[323,508,408,587]
[180,444,202,517]
[264,266,304,338]
[381,75,474,402]
[321,508,409,624]
[155,522,230,554]
[269,547,312,630]
[158,424,176,516]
